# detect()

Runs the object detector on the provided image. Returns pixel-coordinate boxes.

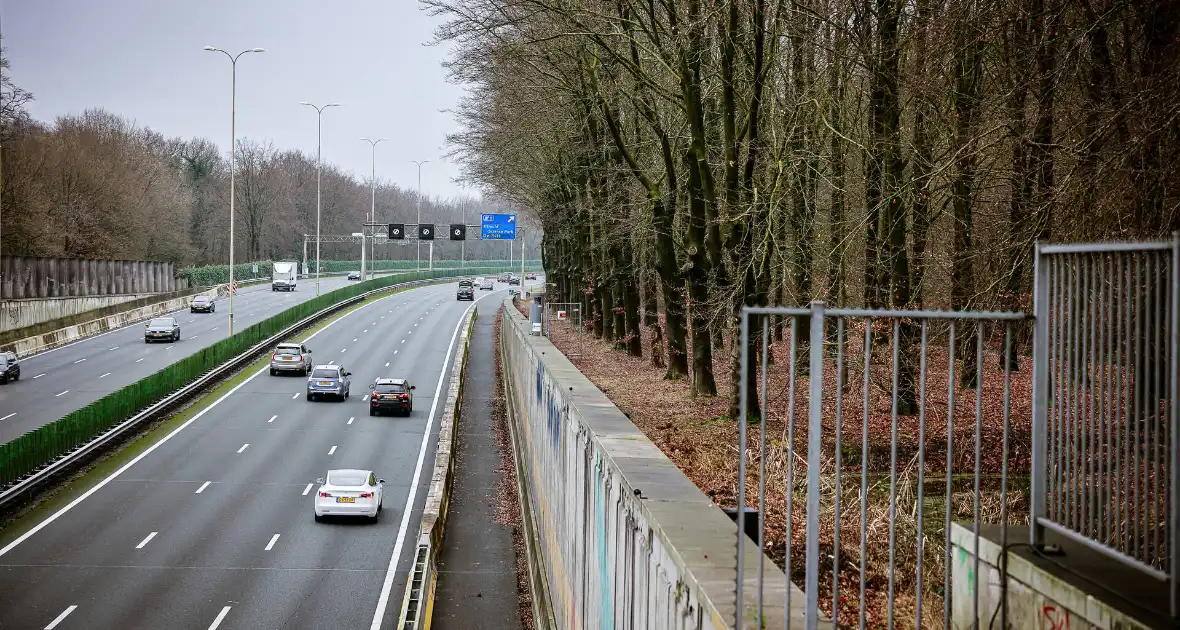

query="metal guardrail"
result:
[0,276,446,513]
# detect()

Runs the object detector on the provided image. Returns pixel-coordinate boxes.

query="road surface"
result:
[0,280,504,629]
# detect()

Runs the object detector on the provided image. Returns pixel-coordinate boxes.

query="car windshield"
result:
[374,383,405,393]
[327,472,367,487]
[194,297,209,303]
[458,281,472,287]
[149,318,172,327]
[276,346,301,356]
[311,368,339,379]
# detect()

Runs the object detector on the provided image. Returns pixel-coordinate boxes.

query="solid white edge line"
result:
[208,605,232,629]
[369,290,488,630]
[44,604,77,629]
[302,483,313,496]
[0,283,425,560]
[237,443,249,454]
[135,531,158,549]
[195,481,211,494]
[264,533,280,551]
[0,413,15,422]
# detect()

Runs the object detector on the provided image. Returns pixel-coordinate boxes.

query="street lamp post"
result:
[301,101,341,295]
[410,160,430,273]
[204,46,264,336]
[361,138,388,281]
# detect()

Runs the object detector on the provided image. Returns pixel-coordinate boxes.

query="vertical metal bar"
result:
[1152,254,1163,565]
[804,302,826,630]
[1053,254,1065,523]
[943,321,956,630]
[915,320,928,630]
[972,322,984,630]
[1068,255,1079,533]
[861,319,873,630]
[1087,254,1097,538]
[1001,321,1013,630]
[786,315,799,625]
[1123,252,1133,554]
[887,318,900,630]
[1169,232,1179,617]
[758,316,769,624]
[1135,253,1144,561]
[832,318,845,630]
[735,309,749,630]
[1103,254,1114,545]
[1031,243,1049,545]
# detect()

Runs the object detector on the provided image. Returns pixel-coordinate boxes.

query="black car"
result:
[0,352,20,384]
[369,378,415,416]
[347,271,362,281]
[190,295,215,313]
[457,280,474,301]
[508,275,521,286]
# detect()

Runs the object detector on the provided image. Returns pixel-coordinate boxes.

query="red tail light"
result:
[359,492,374,499]
[399,394,408,400]
[318,491,332,498]
[272,353,279,360]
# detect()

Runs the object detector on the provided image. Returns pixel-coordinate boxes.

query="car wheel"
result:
[145,339,151,344]
[270,368,277,376]
[12,373,18,381]
[174,332,180,341]
[369,513,379,523]
[307,394,314,401]
[314,513,324,523]
[0,376,7,385]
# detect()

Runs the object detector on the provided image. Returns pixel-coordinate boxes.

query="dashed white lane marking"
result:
[414,323,418,327]
[401,340,405,344]
[302,483,313,496]
[328,360,335,365]
[268,415,277,423]
[363,330,368,333]
[54,390,69,397]
[44,605,77,629]
[237,443,249,454]
[371,322,376,326]
[212,327,219,331]
[341,348,347,353]
[264,534,280,551]
[135,532,158,549]
[394,350,399,355]
[208,605,232,629]
[135,358,145,363]
[380,316,385,319]
[362,395,369,401]
[328,445,337,455]
[110,346,119,351]
[353,338,358,342]
[73,358,86,364]
[99,372,111,378]
[195,481,211,494]
[33,373,45,379]
[0,413,15,422]
[291,393,299,400]
[385,362,390,367]
[347,417,355,425]
[188,319,195,323]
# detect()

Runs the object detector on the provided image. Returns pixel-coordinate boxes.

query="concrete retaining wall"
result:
[1,285,225,359]
[2,294,157,333]
[1,256,177,299]
[499,300,807,629]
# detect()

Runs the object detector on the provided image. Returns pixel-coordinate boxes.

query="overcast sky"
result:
[3,0,474,200]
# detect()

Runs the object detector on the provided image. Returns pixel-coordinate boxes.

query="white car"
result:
[313,469,384,522]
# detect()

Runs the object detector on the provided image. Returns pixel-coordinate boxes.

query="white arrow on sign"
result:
[507,215,516,222]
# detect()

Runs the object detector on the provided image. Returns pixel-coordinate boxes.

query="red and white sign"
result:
[231,280,238,295]
[556,311,567,320]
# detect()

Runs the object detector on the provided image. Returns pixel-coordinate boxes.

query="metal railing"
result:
[544,301,583,358]
[1030,238,1178,606]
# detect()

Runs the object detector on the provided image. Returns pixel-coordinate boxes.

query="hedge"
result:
[178,259,543,286]
[0,266,517,487]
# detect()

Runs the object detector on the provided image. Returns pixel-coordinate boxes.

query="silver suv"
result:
[307,365,351,402]
[270,343,313,376]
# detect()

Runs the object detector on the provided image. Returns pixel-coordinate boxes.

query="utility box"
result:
[529,293,544,334]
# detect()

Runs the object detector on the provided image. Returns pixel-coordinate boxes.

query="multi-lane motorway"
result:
[0,280,502,629]
[0,274,397,444]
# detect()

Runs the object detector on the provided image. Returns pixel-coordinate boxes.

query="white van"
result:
[272,261,298,291]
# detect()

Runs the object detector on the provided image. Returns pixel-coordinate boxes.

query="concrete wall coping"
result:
[502,298,808,628]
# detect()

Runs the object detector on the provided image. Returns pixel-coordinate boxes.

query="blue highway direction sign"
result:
[480,213,517,240]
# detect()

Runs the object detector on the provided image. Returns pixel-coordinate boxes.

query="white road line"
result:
[291,393,299,400]
[54,390,69,397]
[380,316,385,319]
[302,483,313,496]
[191,335,199,340]
[385,362,390,367]
[268,415,277,423]
[414,323,418,327]
[363,330,368,333]
[99,372,112,378]
[212,327,219,331]
[265,534,280,551]
[195,481,211,494]
[328,445,337,455]
[44,605,77,629]
[394,350,399,355]
[110,346,119,351]
[0,413,15,422]
[73,358,86,364]
[370,292,487,629]
[362,394,370,402]
[347,417,355,425]
[372,322,376,326]
[135,358,145,363]
[353,338,358,342]
[135,531,158,549]
[401,340,405,344]
[0,282,416,562]
[208,606,232,629]
[328,360,335,365]
[341,348,347,353]
[33,373,45,379]
[237,443,249,454]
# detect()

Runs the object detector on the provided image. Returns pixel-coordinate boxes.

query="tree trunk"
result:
[951,16,985,389]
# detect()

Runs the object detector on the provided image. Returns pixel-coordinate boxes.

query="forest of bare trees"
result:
[0,46,528,269]
[427,0,1179,417]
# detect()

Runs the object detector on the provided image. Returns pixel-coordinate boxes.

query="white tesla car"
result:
[313,469,384,522]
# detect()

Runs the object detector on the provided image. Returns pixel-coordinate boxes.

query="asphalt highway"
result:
[0,273,441,444]
[0,280,504,629]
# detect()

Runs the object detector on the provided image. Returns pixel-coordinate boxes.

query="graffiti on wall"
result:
[1041,604,1070,630]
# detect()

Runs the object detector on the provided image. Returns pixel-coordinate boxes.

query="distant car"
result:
[480,278,494,290]
[190,295,215,313]
[508,275,521,286]
[0,351,20,384]
[306,364,351,401]
[499,273,512,283]
[270,342,313,376]
[347,271,361,281]
[457,280,474,301]
[525,272,537,280]
[314,469,384,522]
[144,317,180,343]
[369,378,415,416]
